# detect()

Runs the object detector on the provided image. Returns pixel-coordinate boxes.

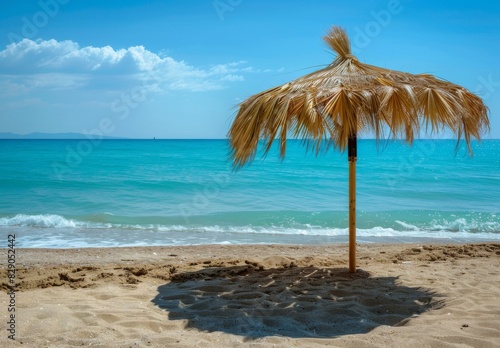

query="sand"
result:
[1,243,499,347]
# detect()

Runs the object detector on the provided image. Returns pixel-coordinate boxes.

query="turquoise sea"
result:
[0,139,498,248]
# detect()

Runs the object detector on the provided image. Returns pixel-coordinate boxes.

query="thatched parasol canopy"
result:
[228,26,489,272]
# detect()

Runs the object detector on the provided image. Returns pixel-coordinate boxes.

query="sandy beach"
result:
[1,243,499,347]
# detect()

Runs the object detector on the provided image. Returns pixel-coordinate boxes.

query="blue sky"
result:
[0,0,499,138]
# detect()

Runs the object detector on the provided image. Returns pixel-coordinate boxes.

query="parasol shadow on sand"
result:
[228,26,489,272]
[152,265,444,339]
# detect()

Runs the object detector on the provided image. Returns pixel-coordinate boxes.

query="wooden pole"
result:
[348,133,357,273]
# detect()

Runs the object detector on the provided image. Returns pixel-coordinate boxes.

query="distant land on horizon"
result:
[0,133,223,140]
[0,132,129,139]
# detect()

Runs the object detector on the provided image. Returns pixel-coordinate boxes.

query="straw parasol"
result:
[228,26,489,273]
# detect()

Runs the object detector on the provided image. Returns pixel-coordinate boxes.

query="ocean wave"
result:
[0,214,79,228]
[0,214,116,229]
[3,214,500,249]
[1,214,498,237]
[395,220,420,231]
[428,218,500,233]
[396,218,500,233]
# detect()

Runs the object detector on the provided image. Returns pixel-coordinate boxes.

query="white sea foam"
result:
[0,214,116,229]
[429,218,500,233]
[395,220,420,231]
[1,213,499,249]
[1,214,498,235]
[0,214,78,228]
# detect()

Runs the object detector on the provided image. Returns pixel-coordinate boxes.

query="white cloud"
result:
[220,74,245,82]
[3,97,66,109]
[0,39,254,93]
[27,73,89,89]
[0,79,30,97]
